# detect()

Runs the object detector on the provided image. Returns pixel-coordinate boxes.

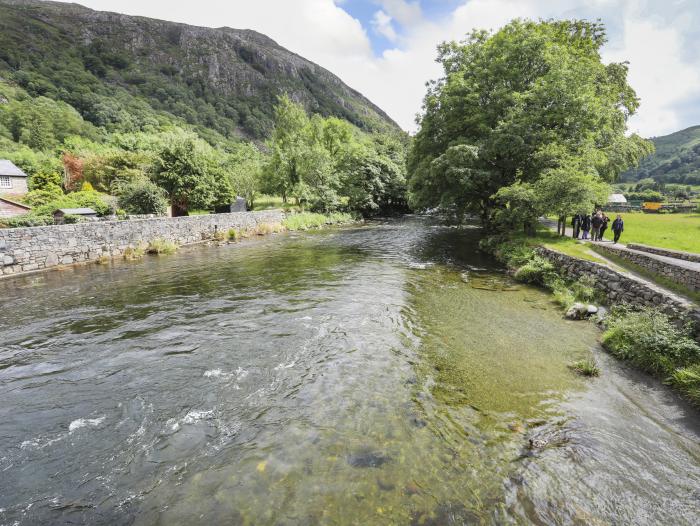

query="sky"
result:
[59,0,700,138]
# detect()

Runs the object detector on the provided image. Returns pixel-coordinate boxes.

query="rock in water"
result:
[346,450,391,468]
[586,305,598,315]
[565,303,588,320]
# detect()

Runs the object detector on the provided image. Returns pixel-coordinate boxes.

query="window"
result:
[0,176,11,189]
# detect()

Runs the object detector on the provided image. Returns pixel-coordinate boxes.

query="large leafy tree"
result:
[408,19,653,229]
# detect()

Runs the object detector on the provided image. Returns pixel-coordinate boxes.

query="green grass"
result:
[282,212,354,231]
[514,229,607,263]
[252,195,302,213]
[608,212,700,253]
[147,238,178,255]
[569,359,600,377]
[602,306,700,405]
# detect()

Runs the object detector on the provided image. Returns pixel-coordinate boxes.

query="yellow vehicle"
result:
[642,202,663,213]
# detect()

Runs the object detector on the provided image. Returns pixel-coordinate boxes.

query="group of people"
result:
[571,211,625,243]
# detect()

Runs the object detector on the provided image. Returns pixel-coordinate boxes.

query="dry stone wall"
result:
[536,247,700,336]
[626,243,700,264]
[594,244,700,292]
[0,211,284,277]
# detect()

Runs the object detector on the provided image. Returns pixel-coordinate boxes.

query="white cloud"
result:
[371,10,398,42]
[57,0,700,137]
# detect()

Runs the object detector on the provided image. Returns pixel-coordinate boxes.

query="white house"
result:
[0,160,29,194]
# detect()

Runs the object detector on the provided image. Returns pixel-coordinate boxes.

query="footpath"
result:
[540,219,699,308]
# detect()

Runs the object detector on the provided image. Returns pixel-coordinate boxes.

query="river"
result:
[1,216,699,525]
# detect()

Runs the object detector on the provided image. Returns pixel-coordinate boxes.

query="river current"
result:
[1,217,699,525]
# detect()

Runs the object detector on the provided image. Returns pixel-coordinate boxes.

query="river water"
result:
[1,217,699,525]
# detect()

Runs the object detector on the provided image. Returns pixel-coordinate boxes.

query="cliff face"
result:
[0,0,398,139]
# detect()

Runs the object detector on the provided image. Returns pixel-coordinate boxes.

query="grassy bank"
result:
[485,234,700,406]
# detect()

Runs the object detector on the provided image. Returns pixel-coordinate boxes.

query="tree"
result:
[151,132,220,215]
[117,178,168,215]
[408,19,653,230]
[219,142,265,209]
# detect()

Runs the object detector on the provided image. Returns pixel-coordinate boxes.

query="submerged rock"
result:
[565,303,599,320]
[346,450,391,468]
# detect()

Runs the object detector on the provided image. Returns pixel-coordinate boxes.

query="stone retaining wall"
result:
[627,243,700,264]
[0,210,284,278]
[536,247,700,335]
[594,244,700,292]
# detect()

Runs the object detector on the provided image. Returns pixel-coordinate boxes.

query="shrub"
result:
[24,186,64,207]
[513,255,556,285]
[602,306,700,376]
[0,214,54,228]
[116,178,168,216]
[668,365,700,406]
[147,239,177,255]
[28,170,63,191]
[81,181,95,192]
[213,229,227,241]
[227,228,240,241]
[569,359,600,377]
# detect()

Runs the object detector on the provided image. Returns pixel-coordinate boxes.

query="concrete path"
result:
[540,218,698,306]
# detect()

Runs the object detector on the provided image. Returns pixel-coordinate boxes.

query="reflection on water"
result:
[0,216,698,525]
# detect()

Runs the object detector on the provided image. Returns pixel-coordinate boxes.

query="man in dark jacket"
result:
[571,214,582,239]
[591,212,603,241]
[612,215,624,243]
[599,213,610,241]
[581,214,592,240]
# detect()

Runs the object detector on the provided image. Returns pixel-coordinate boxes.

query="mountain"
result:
[620,126,700,185]
[0,0,399,142]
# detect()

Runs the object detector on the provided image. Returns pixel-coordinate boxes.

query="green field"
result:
[609,212,700,253]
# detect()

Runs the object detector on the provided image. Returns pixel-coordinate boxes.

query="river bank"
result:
[1,216,699,525]
[484,233,700,408]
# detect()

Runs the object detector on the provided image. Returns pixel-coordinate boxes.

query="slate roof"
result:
[54,208,97,215]
[0,160,28,177]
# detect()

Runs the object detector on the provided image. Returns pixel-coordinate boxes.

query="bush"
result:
[569,358,600,377]
[28,170,63,191]
[116,178,168,216]
[147,238,177,255]
[602,306,700,376]
[227,228,240,241]
[0,214,54,228]
[24,186,64,207]
[513,255,556,285]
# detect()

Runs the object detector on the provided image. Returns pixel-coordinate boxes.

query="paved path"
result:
[541,218,698,305]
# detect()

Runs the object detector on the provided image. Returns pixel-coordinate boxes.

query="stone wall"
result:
[0,210,284,277]
[536,247,700,334]
[594,244,700,292]
[626,243,700,264]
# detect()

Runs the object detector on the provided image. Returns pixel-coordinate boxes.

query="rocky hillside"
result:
[621,126,700,185]
[0,0,398,141]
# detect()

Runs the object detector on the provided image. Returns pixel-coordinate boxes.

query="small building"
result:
[0,160,29,195]
[0,196,31,219]
[53,208,98,224]
[608,193,627,204]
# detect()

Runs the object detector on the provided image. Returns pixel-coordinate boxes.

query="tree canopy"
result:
[408,19,654,230]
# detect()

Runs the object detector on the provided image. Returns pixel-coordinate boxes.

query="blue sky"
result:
[66,1,700,137]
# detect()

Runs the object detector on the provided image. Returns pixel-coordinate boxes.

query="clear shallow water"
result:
[0,217,699,525]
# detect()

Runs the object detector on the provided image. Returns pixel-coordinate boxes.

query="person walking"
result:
[581,213,591,240]
[599,213,610,241]
[571,213,582,239]
[612,214,624,243]
[591,212,603,241]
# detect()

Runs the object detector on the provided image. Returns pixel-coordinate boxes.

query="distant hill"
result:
[621,126,700,185]
[0,0,399,141]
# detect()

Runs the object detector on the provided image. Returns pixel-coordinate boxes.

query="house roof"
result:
[0,197,31,210]
[608,193,628,203]
[0,160,28,178]
[54,208,97,215]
